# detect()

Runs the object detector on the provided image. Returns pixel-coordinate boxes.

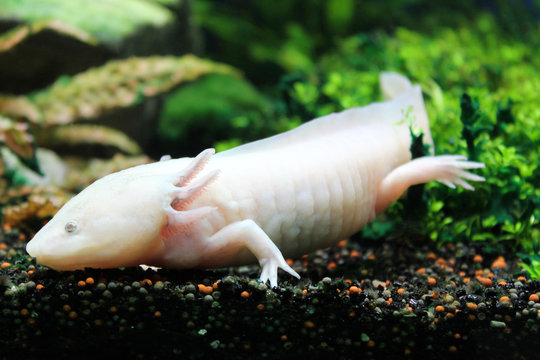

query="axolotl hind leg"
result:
[375,155,485,213]
[199,219,300,288]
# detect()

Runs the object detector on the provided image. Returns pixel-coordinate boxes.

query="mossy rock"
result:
[0,0,192,93]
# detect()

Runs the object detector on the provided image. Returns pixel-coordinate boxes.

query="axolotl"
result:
[26,72,485,287]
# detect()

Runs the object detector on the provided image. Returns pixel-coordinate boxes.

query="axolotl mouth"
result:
[26,238,81,270]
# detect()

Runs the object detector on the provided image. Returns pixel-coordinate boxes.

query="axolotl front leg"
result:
[199,220,300,287]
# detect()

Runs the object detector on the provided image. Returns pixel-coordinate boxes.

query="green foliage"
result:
[194,0,540,84]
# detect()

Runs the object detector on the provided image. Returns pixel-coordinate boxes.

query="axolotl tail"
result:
[379,71,434,153]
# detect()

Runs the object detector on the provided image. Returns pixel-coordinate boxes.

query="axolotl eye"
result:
[65,221,78,234]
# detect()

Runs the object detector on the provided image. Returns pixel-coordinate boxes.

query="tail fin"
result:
[380,71,413,100]
[380,72,434,154]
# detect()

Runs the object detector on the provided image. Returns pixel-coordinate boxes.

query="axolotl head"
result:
[26,170,168,270]
[26,149,219,271]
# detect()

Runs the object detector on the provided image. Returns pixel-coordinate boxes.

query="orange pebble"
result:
[473,254,483,263]
[304,321,315,328]
[77,281,86,287]
[498,280,507,286]
[20,308,30,317]
[27,270,34,275]
[69,311,78,319]
[257,304,265,310]
[435,258,446,266]
[491,256,506,269]
[427,252,437,261]
[367,254,376,260]
[0,243,7,250]
[1,262,11,269]
[337,239,347,247]
[85,277,95,285]
[397,288,405,295]
[517,276,527,281]
[349,286,362,294]
[327,262,337,270]
[197,284,213,294]
[62,305,71,312]
[428,277,437,285]
[350,250,360,258]
[499,296,510,303]
[286,258,294,266]
[302,289,308,295]
[417,268,426,275]
[475,269,484,277]
[240,291,250,299]
[479,277,492,287]
[528,294,539,302]
[466,302,478,311]
[154,311,162,317]
[435,305,445,313]
[36,284,44,291]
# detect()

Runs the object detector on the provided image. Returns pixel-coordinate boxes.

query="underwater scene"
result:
[0,0,539,359]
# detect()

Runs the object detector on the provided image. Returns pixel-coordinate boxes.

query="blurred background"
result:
[0,0,538,272]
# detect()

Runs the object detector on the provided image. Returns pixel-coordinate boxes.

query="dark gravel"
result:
[1,227,539,360]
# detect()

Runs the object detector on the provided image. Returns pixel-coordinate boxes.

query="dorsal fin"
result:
[217,77,433,158]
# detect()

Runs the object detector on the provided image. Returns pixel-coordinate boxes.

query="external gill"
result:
[162,149,221,237]
[171,148,221,210]
[174,148,216,187]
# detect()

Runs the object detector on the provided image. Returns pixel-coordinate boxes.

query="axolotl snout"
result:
[26,73,485,286]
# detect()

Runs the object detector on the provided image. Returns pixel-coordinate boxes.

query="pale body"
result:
[26,73,484,286]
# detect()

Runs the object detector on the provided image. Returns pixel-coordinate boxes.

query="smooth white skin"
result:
[26,73,485,286]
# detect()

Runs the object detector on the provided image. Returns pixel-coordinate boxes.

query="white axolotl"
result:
[26,72,485,287]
